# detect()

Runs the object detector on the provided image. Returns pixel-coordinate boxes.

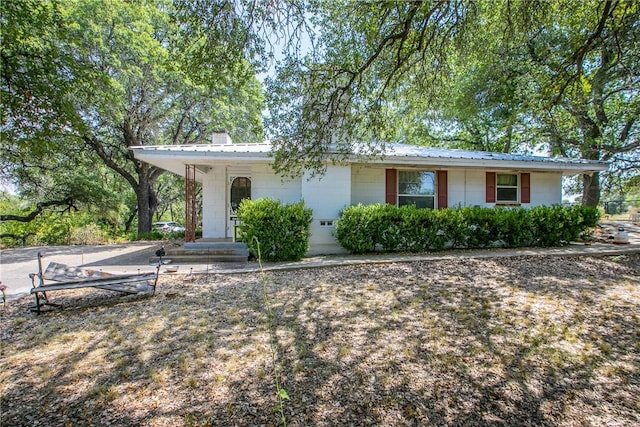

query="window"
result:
[496,174,518,203]
[230,177,251,212]
[398,171,435,209]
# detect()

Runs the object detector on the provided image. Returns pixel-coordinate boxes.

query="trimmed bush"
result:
[237,198,313,262]
[335,204,600,254]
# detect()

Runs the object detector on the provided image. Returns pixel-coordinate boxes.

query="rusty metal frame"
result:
[185,164,197,242]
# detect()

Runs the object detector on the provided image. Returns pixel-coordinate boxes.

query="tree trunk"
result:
[135,166,159,234]
[581,172,600,207]
[124,208,137,233]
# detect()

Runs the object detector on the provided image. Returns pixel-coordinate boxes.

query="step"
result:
[149,254,248,263]
[183,241,248,250]
[149,242,250,264]
[167,248,249,257]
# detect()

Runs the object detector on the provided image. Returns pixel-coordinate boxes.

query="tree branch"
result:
[83,134,139,189]
[1,198,76,222]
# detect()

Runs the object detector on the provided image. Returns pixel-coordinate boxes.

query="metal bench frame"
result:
[29,252,160,313]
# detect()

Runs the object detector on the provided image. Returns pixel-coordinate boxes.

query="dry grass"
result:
[1,254,639,426]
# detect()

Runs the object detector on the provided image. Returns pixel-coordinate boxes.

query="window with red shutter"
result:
[385,169,397,205]
[486,172,496,203]
[437,170,448,209]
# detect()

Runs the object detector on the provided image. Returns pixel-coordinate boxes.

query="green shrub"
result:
[69,223,108,245]
[237,198,312,262]
[495,207,535,247]
[334,204,378,254]
[335,204,600,254]
[461,207,497,248]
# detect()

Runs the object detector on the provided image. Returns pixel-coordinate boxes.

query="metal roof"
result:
[129,142,608,176]
[131,143,272,154]
[382,143,605,166]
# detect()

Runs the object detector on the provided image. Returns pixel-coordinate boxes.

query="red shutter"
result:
[521,173,531,204]
[486,172,496,203]
[437,170,448,209]
[385,169,397,205]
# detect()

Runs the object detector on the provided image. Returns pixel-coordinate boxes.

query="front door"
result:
[228,176,251,239]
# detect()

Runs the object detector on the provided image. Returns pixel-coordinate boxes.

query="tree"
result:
[524,0,639,206]
[266,0,477,177]
[2,0,264,233]
[263,0,638,205]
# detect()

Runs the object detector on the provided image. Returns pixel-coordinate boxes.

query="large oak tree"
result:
[2,0,263,232]
[264,0,638,205]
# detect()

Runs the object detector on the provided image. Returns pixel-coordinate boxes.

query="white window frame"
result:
[496,173,519,203]
[397,170,436,209]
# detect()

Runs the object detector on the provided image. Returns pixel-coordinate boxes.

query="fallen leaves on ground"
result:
[1,254,639,426]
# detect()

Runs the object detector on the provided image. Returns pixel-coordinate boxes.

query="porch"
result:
[149,239,250,264]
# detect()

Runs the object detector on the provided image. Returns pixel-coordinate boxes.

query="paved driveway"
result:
[1,220,638,301]
[0,242,161,300]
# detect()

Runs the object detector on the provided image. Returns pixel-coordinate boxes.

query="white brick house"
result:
[130,134,607,255]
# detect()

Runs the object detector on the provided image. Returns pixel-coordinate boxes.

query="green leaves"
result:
[278,388,290,401]
[2,0,266,235]
[237,198,313,262]
[263,0,637,203]
[266,1,478,176]
[335,204,600,253]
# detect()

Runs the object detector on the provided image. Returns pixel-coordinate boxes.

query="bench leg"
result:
[30,291,62,314]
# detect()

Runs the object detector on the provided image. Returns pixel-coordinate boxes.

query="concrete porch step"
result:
[150,254,248,263]
[149,241,250,263]
[183,241,247,250]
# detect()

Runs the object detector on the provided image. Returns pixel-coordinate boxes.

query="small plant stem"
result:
[254,238,288,427]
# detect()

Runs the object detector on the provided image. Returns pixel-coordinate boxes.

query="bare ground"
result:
[1,254,639,426]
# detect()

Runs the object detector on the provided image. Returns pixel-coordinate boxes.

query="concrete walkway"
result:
[0,242,161,301]
[2,238,638,302]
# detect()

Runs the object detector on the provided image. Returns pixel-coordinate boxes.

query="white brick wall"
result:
[200,162,565,250]
[303,165,351,247]
[252,164,301,203]
[530,173,562,206]
[351,166,385,205]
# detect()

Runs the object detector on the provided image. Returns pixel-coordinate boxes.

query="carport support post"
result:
[185,164,197,242]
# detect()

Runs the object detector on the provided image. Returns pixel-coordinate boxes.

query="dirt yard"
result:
[1,254,639,426]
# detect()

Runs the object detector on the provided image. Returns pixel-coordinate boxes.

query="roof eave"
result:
[375,156,608,175]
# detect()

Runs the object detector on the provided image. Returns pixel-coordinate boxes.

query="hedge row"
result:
[335,204,599,254]
[237,198,313,262]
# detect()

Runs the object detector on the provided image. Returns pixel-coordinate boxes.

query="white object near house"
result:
[130,134,608,255]
[613,227,630,245]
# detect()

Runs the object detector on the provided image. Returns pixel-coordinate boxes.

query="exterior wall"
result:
[201,165,227,238]
[461,170,488,207]
[529,172,562,206]
[349,167,561,208]
[478,171,562,207]
[201,161,565,251]
[351,166,385,205]
[202,163,302,239]
[447,170,466,207]
[303,165,352,254]
[251,164,301,203]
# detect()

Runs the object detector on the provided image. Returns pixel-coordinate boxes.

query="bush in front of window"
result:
[335,204,600,253]
[237,198,312,262]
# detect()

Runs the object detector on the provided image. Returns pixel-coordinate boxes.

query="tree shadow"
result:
[2,254,639,426]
